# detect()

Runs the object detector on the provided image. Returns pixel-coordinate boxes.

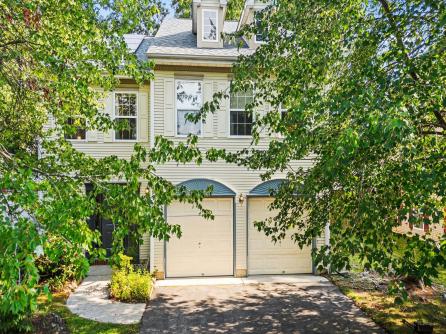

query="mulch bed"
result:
[31,312,69,334]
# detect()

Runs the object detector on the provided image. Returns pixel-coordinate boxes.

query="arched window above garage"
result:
[176,178,236,197]
[249,179,287,197]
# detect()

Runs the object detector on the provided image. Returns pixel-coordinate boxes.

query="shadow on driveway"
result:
[140,282,384,333]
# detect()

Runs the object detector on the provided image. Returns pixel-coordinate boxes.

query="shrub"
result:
[109,254,152,303]
[36,236,89,291]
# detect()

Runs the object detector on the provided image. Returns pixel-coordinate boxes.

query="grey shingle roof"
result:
[123,34,146,52]
[146,18,252,60]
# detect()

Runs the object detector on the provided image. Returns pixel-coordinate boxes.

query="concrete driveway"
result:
[140,276,384,334]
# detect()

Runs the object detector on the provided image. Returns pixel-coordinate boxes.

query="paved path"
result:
[67,265,146,324]
[141,276,384,334]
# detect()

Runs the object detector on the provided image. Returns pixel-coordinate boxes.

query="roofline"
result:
[147,53,239,62]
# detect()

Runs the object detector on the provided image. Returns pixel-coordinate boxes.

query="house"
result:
[67,0,326,279]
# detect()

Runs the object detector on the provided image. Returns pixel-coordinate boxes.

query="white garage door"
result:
[248,197,313,275]
[166,198,233,277]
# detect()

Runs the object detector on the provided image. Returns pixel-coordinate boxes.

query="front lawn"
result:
[34,289,139,334]
[329,270,446,334]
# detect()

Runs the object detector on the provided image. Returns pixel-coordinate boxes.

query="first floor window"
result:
[65,117,86,140]
[114,93,137,140]
[230,89,254,136]
[176,80,202,136]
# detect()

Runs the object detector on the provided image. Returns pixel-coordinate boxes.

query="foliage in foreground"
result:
[35,236,89,291]
[203,0,446,287]
[171,0,245,20]
[0,0,212,331]
[110,255,152,303]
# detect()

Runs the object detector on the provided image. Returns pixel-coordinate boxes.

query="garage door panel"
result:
[248,197,312,275]
[166,198,233,278]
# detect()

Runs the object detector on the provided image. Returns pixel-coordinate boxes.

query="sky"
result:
[161,0,175,17]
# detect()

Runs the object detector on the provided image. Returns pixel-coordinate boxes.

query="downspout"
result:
[324,222,330,247]
[149,76,155,273]
[325,222,330,273]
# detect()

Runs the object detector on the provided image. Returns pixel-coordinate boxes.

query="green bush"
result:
[109,254,152,303]
[36,236,89,291]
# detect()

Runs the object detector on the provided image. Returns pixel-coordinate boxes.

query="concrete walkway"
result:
[156,274,328,287]
[67,265,146,324]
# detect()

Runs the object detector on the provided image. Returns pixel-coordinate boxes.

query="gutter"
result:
[147,53,242,63]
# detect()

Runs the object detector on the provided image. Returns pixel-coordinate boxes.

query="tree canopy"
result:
[0,0,209,330]
[218,0,446,292]
[171,0,245,20]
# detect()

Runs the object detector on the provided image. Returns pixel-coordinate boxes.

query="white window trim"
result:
[112,91,138,142]
[202,9,219,43]
[175,79,203,138]
[254,35,266,44]
[254,10,266,44]
[228,94,255,138]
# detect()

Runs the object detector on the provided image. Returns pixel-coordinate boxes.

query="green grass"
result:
[36,291,140,334]
[432,267,446,286]
[334,282,446,334]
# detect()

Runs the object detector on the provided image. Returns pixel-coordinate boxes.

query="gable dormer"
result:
[192,0,227,48]
[238,0,269,49]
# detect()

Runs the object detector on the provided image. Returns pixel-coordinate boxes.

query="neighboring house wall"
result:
[395,221,445,242]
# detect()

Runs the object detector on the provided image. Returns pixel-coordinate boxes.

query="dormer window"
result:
[203,9,218,42]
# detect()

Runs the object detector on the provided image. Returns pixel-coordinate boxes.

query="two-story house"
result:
[69,0,326,279]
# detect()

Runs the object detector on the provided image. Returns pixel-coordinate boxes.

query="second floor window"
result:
[230,89,254,136]
[114,93,137,141]
[203,9,218,41]
[176,80,202,136]
[255,11,267,43]
[65,117,86,140]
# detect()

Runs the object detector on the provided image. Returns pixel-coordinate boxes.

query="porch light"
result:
[238,193,245,204]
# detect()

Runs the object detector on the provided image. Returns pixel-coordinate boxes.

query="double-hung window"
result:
[230,89,254,136]
[114,93,137,141]
[203,9,218,42]
[64,117,86,140]
[176,80,202,136]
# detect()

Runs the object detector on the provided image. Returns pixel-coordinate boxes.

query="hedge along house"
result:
[67,0,327,279]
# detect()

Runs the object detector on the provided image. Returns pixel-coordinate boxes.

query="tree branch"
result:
[378,0,446,130]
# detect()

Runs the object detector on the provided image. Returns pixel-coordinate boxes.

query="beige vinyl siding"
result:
[70,84,150,158]
[152,70,315,276]
[68,84,151,262]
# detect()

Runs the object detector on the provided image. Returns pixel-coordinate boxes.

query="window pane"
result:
[255,11,268,42]
[177,110,201,136]
[230,89,253,109]
[176,81,202,110]
[203,11,217,41]
[115,93,137,116]
[115,118,137,140]
[65,117,86,140]
[230,110,252,136]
